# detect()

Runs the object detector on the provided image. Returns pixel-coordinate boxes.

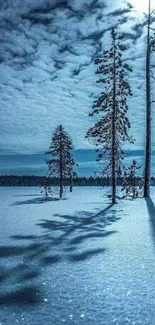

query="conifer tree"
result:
[86,28,134,204]
[121,160,143,199]
[41,179,52,198]
[66,157,78,192]
[46,125,77,198]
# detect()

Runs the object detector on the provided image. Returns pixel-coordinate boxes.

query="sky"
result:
[0,0,155,154]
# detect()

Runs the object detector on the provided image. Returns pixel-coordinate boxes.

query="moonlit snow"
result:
[1,186,155,324]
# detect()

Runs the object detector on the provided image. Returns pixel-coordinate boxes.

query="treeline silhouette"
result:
[0,175,155,187]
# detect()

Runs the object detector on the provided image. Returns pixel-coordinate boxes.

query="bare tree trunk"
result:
[60,138,63,198]
[69,175,73,192]
[45,186,48,198]
[112,28,116,205]
[144,0,151,197]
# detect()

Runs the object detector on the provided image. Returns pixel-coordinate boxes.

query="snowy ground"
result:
[1,186,155,325]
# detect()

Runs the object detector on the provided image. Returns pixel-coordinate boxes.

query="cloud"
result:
[0,0,155,154]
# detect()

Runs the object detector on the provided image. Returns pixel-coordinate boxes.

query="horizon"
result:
[2,148,155,155]
[1,149,155,177]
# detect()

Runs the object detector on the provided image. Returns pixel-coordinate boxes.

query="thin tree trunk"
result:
[144,0,151,197]
[112,28,116,204]
[133,166,136,199]
[69,175,73,192]
[60,138,63,198]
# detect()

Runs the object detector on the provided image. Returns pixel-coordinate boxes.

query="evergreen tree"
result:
[46,125,77,198]
[41,179,52,198]
[86,28,134,204]
[67,158,78,192]
[121,160,143,199]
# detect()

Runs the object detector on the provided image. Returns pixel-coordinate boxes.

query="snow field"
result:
[0,186,155,325]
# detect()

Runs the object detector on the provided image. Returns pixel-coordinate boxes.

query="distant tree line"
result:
[1,175,155,187]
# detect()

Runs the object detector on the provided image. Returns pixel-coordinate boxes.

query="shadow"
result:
[0,203,121,307]
[11,197,67,206]
[68,248,106,262]
[40,255,61,265]
[11,235,38,240]
[0,245,25,257]
[18,270,41,281]
[69,230,117,245]
[13,194,42,197]
[0,286,41,305]
[145,197,155,250]
[37,204,120,262]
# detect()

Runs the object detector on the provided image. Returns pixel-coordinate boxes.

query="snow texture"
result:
[0,186,155,324]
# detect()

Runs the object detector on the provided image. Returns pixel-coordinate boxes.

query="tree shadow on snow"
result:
[0,204,121,306]
[11,197,67,205]
[145,197,155,250]
[13,194,43,197]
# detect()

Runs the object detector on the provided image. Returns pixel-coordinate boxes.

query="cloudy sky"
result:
[0,0,155,154]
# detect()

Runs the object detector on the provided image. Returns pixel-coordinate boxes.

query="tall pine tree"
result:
[86,28,134,204]
[46,125,76,198]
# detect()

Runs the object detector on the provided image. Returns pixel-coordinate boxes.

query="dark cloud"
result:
[110,8,132,16]
[72,62,91,77]
[131,21,147,40]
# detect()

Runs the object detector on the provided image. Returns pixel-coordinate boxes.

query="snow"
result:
[0,186,155,324]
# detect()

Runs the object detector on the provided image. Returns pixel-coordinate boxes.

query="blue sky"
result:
[0,0,155,154]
